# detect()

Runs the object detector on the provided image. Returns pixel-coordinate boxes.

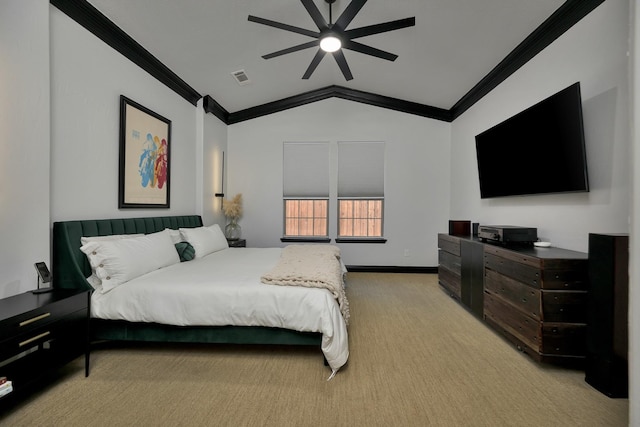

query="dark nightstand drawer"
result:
[0,291,87,342]
[0,308,87,361]
[227,239,246,247]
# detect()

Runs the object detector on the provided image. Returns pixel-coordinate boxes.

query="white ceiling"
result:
[86,0,565,113]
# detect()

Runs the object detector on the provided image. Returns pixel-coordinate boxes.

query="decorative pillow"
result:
[80,229,180,293]
[175,242,196,262]
[179,224,228,258]
[80,234,144,290]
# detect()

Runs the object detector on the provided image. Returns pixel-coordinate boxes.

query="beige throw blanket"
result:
[261,245,350,325]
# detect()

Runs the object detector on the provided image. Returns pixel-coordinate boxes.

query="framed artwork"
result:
[118,95,171,208]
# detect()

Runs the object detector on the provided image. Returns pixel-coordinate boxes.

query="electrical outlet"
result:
[403,249,410,257]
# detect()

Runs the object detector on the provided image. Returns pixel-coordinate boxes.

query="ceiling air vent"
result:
[231,69,251,86]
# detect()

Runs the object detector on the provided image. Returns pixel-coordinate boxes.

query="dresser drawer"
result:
[541,290,588,323]
[438,234,461,256]
[0,292,87,342]
[484,292,539,352]
[438,266,461,299]
[484,269,540,319]
[439,250,461,275]
[485,253,541,288]
[539,268,588,290]
[483,244,541,268]
[540,323,586,356]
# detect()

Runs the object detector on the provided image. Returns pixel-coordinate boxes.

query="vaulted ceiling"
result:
[53,0,605,123]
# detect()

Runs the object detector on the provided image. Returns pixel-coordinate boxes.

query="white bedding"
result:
[91,247,349,372]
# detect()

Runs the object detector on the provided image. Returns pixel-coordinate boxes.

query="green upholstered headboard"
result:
[52,215,203,291]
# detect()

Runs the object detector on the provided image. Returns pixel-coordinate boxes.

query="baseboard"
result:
[345,266,438,274]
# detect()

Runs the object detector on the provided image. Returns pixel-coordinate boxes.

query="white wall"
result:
[450,0,630,253]
[0,0,51,297]
[202,112,228,227]
[49,6,199,222]
[227,98,451,266]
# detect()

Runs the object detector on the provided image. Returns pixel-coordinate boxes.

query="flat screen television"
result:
[475,82,589,199]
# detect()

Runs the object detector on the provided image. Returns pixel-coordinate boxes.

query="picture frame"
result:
[118,95,171,208]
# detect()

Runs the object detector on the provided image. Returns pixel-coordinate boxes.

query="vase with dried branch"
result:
[222,193,243,240]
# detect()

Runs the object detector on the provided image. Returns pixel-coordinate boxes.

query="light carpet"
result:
[0,273,628,426]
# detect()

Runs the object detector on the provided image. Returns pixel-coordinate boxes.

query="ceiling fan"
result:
[248,0,415,81]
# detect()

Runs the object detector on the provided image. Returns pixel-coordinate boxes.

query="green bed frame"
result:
[52,215,322,347]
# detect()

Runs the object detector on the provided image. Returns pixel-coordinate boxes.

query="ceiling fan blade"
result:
[248,15,319,38]
[262,40,320,59]
[342,40,398,61]
[302,49,327,79]
[334,0,367,31]
[332,49,353,81]
[300,0,328,30]
[345,17,415,39]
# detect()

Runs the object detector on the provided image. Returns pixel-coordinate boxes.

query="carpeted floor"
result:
[0,273,629,426]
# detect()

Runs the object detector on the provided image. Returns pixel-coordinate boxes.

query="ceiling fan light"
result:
[320,36,341,52]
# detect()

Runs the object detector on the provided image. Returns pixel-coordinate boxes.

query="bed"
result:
[52,215,349,376]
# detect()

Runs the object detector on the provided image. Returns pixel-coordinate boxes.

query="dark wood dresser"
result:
[438,233,589,365]
[0,289,90,403]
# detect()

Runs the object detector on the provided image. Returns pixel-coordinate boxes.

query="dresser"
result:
[438,233,589,365]
[0,289,90,402]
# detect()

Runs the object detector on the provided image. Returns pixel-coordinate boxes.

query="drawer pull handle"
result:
[19,331,50,347]
[20,312,51,327]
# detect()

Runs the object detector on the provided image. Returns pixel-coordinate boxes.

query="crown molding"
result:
[202,95,230,124]
[219,86,452,124]
[50,0,202,106]
[450,0,605,119]
[52,0,605,123]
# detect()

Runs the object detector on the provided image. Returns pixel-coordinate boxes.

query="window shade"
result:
[283,142,330,197]
[338,141,385,197]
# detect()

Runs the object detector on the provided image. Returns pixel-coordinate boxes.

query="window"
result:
[284,199,328,237]
[337,142,385,241]
[282,142,329,240]
[338,199,383,237]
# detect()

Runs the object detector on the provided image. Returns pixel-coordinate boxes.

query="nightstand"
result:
[227,239,246,247]
[0,288,90,403]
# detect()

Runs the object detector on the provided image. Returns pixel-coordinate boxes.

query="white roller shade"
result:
[338,141,385,197]
[283,142,329,197]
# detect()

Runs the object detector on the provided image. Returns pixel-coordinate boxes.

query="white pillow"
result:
[164,228,182,244]
[80,229,180,293]
[81,233,143,245]
[80,234,144,290]
[179,224,228,258]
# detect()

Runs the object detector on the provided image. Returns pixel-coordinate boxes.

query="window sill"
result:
[281,237,332,243]
[335,238,387,244]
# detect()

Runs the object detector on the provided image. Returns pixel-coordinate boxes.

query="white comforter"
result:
[91,247,349,372]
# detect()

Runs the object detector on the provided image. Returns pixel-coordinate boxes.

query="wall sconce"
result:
[214,151,225,198]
